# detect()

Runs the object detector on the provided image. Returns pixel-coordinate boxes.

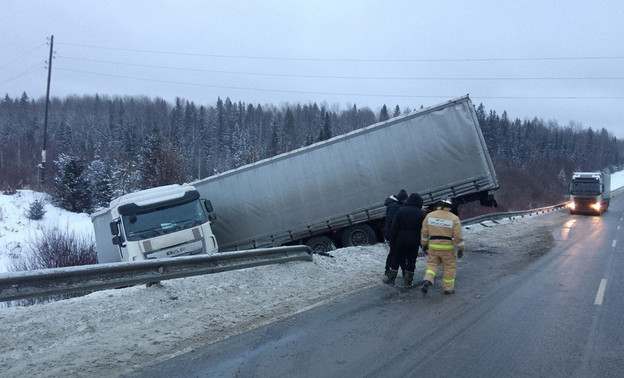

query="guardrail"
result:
[0,245,312,302]
[463,202,568,226]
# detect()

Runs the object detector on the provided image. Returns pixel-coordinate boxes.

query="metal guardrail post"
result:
[0,245,312,302]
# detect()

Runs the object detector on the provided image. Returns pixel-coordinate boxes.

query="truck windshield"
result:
[570,182,601,194]
[122,199,208,241]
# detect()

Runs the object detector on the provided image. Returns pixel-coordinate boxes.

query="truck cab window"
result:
[122,199,208,241]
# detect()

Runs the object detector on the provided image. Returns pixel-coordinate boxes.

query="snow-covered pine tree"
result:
[318,112,332,142]
[86,157,114,210]
[26,198,46,220]
[393,105,401,118]
[53,153,93,213]
[283,108,296,151]
[267,117,281,158]
[379,105,389,122]
[138,132,186,189]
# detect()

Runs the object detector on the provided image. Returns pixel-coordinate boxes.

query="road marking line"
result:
[612,240,617,248]
[594,279,607,305]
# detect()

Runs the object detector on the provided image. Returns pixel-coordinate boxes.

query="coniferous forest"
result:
[1,92,622,215]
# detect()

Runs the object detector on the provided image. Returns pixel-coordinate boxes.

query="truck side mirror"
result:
[110,221,124,245]
[109,221,119,236]
[204,199,214,213]
[112,235,123,245]
[204,200,217,222]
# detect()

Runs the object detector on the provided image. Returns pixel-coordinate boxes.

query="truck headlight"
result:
[591,202,601,211]
[566,202,575,210]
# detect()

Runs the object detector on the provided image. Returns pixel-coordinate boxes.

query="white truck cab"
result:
[92,184,218,263]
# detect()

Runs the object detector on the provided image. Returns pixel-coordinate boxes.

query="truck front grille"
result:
[145,239,204,259]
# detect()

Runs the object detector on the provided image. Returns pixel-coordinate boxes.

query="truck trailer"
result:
[192,95,499,252]
[567,171,611,215]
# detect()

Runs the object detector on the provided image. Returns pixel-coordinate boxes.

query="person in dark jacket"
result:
[383,193,426,287]
[383,189,408,275]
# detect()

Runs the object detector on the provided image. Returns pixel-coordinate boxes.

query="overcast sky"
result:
[2,1,623,136]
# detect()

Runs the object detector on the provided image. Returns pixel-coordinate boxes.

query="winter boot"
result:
[420,280,432,294]
[403,271,415,287]
[383,269,398,285]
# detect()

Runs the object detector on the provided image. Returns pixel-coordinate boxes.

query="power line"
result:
[56,42,624,63]
[56,55,624,81]
[0,43,46,70]
[54,67,624,100]
[0,64,44,84]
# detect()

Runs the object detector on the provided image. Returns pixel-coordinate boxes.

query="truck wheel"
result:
[341,224,377,247]
[306,236,336,254]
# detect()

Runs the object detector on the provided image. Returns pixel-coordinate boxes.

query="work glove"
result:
[457,246,465,259]
[421,245,428,256]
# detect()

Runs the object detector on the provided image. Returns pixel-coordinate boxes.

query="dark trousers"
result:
[389,242,418,272]
[385,244,406,272]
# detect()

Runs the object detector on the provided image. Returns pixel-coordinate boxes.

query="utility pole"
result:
[39,35,54,184]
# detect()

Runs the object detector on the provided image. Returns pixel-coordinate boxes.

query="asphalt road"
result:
[127,198,624,378]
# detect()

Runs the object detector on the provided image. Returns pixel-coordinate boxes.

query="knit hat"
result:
[396,189,408,203]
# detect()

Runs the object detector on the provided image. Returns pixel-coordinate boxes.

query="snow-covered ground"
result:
[0,170,623,377]
[0,191,93,273]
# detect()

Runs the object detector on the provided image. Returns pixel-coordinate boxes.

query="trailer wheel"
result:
[341,224,377,247]
[306,236,336,254]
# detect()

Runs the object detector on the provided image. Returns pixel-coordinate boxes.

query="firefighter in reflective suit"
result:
[419,197,465,295]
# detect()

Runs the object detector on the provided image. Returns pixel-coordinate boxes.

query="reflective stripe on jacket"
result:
[421,207,464,250]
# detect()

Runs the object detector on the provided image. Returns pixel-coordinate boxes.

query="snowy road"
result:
[128,196,624,377]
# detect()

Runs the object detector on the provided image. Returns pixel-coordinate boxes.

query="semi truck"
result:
[92,95,499,261]
[91,184,218,263]
[567,171,611,215]
[192,95,498,252]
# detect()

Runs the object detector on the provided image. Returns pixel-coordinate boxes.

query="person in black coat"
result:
[383,189,408,275]
[383,193,426,287]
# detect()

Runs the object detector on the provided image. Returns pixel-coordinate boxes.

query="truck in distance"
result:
[567,171,611,215]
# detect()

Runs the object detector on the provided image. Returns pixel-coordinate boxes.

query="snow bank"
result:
[0,190,93,273]
[611,169,624,191]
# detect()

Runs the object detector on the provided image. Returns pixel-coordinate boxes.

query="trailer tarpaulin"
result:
[192,96,498,251]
